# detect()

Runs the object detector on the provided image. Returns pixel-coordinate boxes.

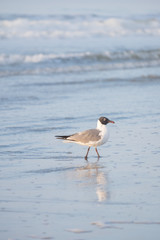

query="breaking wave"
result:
[0,49,160,77]
[0,14,160,39]
[0,49,160,65]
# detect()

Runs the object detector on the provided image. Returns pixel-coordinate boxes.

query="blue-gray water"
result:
[0,3,160,240]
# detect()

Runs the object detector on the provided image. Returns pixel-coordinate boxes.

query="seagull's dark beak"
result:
[109,120,115,124]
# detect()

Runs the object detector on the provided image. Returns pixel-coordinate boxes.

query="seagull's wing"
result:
[67,129,101,144]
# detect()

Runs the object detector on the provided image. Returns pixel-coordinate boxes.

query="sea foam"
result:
[0,15,160,39]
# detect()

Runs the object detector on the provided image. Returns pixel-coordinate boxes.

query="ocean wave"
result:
[0,61,160,78]
[0,49,160,65]
[0,14,160,39]
[0,48,160,77]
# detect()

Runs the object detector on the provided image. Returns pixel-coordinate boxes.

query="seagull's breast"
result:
[96,125,110,146]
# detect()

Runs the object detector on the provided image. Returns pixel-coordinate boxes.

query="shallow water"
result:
[0,3,160,240]
[1,74,160,240]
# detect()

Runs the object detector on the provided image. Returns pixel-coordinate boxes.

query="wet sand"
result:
[0,75,160,240]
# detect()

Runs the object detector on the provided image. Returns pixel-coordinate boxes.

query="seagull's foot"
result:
[97,155,101,161]
[84,147,90,161]
[84,155,88,161]
[95,148,100,159]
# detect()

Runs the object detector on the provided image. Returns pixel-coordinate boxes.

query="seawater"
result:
[0,9,160,240]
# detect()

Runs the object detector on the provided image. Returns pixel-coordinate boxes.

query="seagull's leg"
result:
[85,147,90,160]
[95,148,100,159]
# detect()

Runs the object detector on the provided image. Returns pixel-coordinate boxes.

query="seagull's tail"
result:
[55,135,71,140]
[55,134,76,143]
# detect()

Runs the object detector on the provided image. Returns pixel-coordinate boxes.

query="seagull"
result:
[55,116,115,160]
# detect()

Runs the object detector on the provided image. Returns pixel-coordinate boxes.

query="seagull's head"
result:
[99,116,115,125]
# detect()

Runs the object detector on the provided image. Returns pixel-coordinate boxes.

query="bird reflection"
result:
[96,172,107,202]
[68,162,109,202]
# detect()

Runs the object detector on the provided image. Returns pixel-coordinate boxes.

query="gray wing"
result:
[68,129,101,144]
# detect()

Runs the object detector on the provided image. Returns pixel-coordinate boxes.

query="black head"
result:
[99,116,115,125]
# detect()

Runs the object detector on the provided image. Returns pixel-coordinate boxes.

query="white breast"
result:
[96,120,110,146]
